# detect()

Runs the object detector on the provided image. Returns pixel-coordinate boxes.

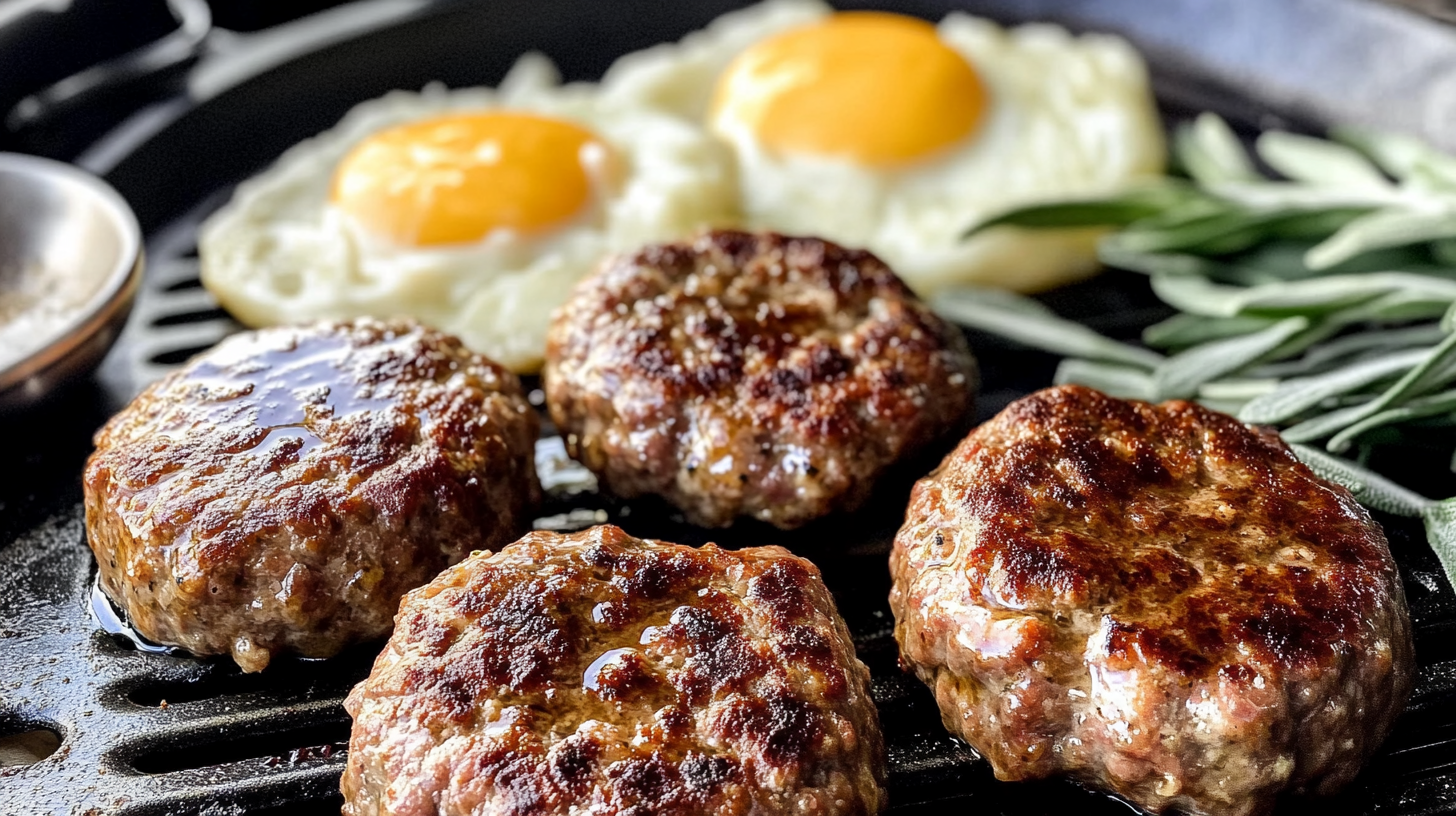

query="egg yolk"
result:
[330,112,606,246]
[711,12,986,167]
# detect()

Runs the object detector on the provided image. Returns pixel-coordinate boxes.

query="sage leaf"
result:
[1334,126,1456,188]
[1287,442,1434,516]
[1205,398,1259,415]
[1285,330,1456,444]
[1299,324,1447,366]
[1237,348,1430,424]
[1116,208,1365,256]
[1150,274,1246,317]
[1236,272,1456,316]
[1256,131,1393,190]
[1258,317,1346,365]
[1113,209,1260,255]
[1096,243,1226,277]
[1361,329,1456,415]
[1423,499,1456,592]
[1306,205,1456,270]
[1318,288,1456,326]
[1409,159,1456,196]
[1312,244,1446,277]
[940,285,1055,317]
[1054,359,1158,401]
[1205,181,1396,211]
[1198,378,1280,401]
[1153,272,1456,321]
[1226,240,1324,284]
[1244,324,1440,379]
[1282,402,1376,444]
[933,288,1164,370]
[1143,314,1281,349]
[962,184,1196,238]
[1153,316,1309,399]
[1225,241,1444,282]
[1175,113,1260,184]
[1435,237,1456,267]
[1327,388,1456,453]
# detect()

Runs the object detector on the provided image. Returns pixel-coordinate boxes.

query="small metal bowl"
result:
[0,152,142,412]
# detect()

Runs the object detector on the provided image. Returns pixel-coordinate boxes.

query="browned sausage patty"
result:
[84,318,539,672]
[544,230,976,529]
[342,524,886,816]
[890,385,1413,816]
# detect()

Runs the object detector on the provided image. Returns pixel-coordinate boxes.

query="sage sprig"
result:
[943,113,1456,590]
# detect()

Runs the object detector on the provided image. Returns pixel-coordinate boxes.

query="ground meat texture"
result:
[342,524,886,816]
[889,385,1414,816]
[544,230,976,529]
[84,318,539,672]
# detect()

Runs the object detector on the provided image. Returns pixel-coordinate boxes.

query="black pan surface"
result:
[5,1,1456,814]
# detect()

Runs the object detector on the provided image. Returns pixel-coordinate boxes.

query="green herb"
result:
[1238,349,1429,424]
[1144,314,1281,350]
[1294,450,1456,593]
[1255,130,1392,190]
[1424,499,1456,589]
[963,185,1197,235]
[948,113,1456,591]
[1308,206,1456,270]
[1327,389,1456,453]
[931,287,1164,369]
[1152,317,1309,399]
[1053,359,1157,401]
[1284,443,1433,516]
[1176,113,1261,184]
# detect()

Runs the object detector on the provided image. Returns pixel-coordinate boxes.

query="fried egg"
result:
[200,55,738,372]
[602,0,1166,294]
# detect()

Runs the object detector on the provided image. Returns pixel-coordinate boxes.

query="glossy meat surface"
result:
[890,385,1414,816]
[85,318,539,672]
[342,524,886,816]
[545,230,976,528]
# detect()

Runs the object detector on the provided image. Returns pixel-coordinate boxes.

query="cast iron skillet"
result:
[5,2,1456,814]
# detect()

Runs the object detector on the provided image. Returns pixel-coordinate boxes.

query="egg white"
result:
[601,0,1167,295]
[199,54,739,373]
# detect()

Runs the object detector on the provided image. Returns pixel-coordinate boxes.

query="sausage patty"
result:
[544,230,976,529]
[84,318,539,672]
[889,385,1413,816]
[342,524,886,816]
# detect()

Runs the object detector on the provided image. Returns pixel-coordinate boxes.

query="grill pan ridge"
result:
[7,1,1456,814]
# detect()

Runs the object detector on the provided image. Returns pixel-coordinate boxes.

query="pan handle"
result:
[2,0,211,158]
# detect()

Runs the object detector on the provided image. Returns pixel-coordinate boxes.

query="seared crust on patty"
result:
[342,524,886,816]
[890,385,1414,816]
[84,318,539,672]
[544,230,976,529]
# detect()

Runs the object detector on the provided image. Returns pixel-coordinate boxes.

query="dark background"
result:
[1,0,1452,161]
[0,0,357,158]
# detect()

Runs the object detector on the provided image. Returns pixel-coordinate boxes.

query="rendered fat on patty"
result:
[544,229,977,529]
[84,318,540,672]
[889,385,1414,816]
[342,524,886,816]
